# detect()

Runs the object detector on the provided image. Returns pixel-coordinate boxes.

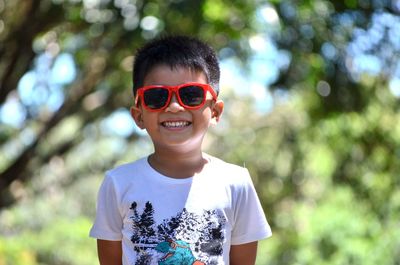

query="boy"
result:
[90,35,271,265]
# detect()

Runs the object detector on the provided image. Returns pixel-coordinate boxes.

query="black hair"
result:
[132,35,220,95]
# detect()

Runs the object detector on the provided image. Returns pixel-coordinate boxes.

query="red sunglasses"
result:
[135,82,218,112]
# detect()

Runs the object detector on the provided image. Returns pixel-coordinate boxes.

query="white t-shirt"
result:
[90,155,271,265]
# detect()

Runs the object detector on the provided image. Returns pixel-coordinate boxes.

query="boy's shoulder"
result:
[207,155,246,170]
[205,154,251,182]
[105,156,148,178]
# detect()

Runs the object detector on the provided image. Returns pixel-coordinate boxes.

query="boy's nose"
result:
[165,94,184,112]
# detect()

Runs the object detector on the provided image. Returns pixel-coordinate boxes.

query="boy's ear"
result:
[130,106,145,129]
[210,99,224,125]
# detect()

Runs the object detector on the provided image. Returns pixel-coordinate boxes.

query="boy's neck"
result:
[148,149,209,179]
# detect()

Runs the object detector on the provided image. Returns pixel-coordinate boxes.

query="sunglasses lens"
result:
[179,86,205,107]
[143,88,169,109]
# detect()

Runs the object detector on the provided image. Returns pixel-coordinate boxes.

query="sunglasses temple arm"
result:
[134,94,139,106]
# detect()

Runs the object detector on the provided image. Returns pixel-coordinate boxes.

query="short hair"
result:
[132,35,220,95]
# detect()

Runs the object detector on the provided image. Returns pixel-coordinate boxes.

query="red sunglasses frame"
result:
[135,82,218,112]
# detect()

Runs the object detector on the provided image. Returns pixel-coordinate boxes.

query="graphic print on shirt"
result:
[129,201,226,265]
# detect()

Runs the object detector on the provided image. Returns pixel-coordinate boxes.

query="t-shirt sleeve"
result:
[230,168,272,245]
[89,173,123,241]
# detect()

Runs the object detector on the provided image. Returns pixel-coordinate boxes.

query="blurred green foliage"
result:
[1,0,400,264]
[0,217,96,265]
[209,89,400,264]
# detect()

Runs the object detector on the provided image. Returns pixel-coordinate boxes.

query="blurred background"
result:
[1,0,400,264]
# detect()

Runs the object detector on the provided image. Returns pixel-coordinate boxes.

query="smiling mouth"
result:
[161,121,191,128]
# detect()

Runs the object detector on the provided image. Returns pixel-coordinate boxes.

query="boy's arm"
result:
[229,241,258,265]
[97,239,122,265]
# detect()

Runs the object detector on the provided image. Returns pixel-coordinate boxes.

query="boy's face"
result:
[130,65,224,153]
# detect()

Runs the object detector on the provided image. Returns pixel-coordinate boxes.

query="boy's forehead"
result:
[143,64,208,86]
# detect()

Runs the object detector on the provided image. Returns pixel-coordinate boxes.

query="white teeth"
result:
[162,121,190,127]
